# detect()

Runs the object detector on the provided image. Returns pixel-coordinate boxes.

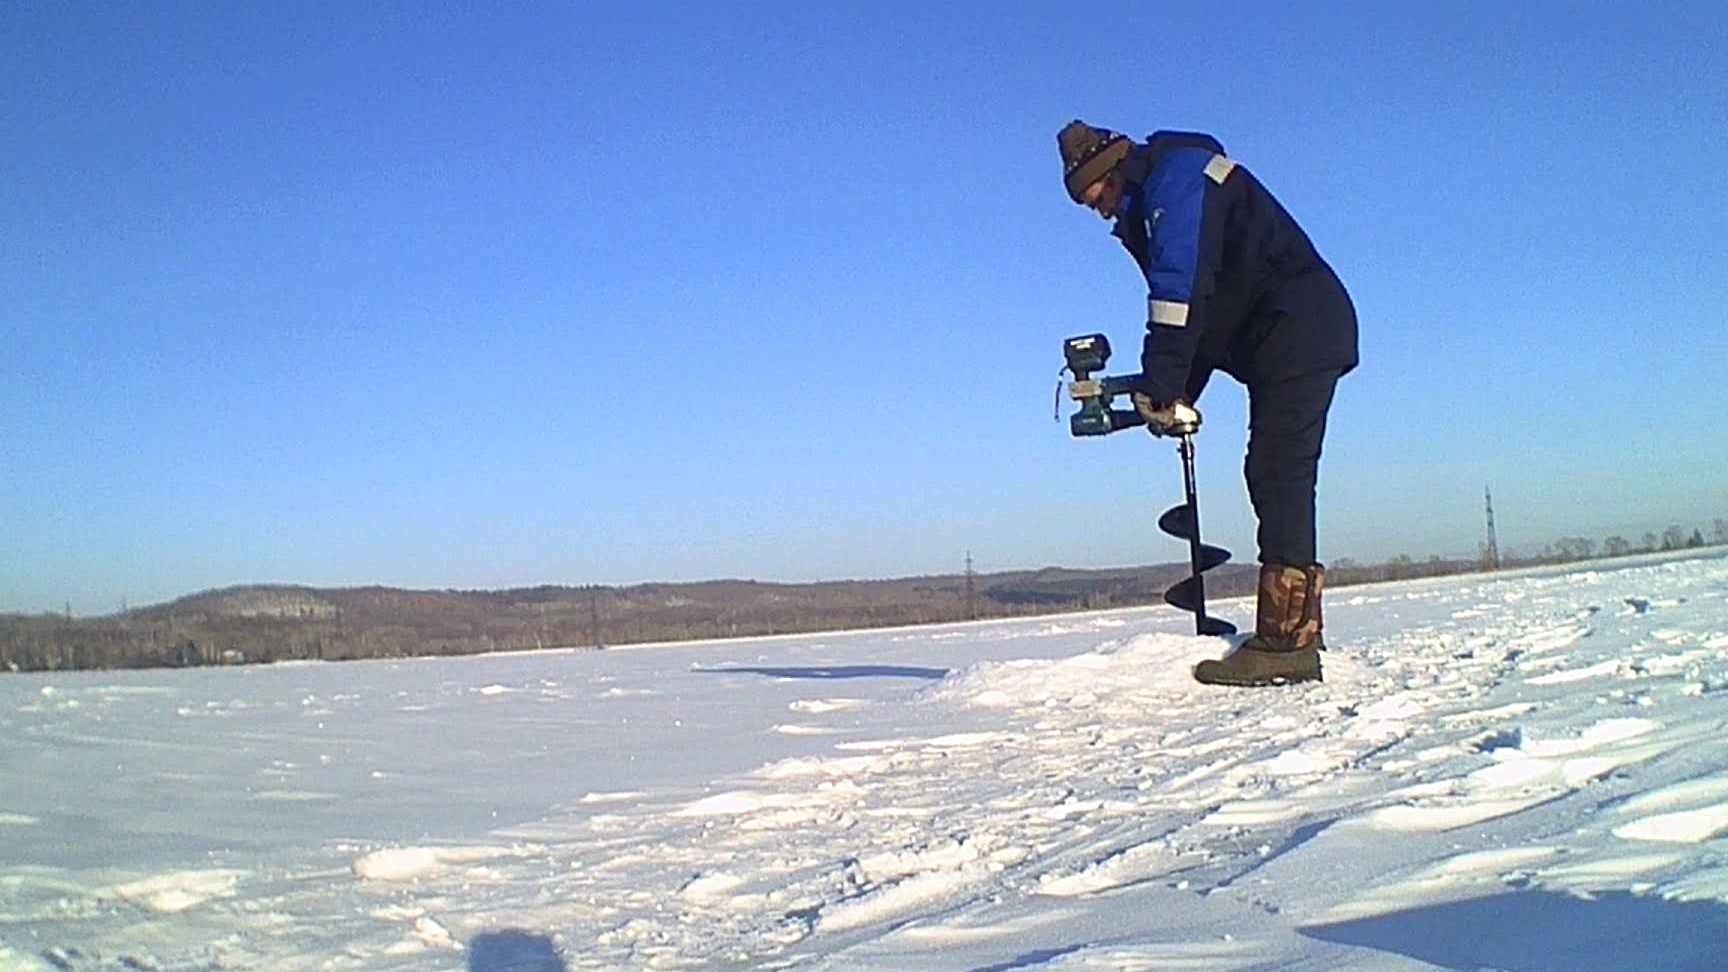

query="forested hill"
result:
[13,537,1719,673]
[0,563,1258,672]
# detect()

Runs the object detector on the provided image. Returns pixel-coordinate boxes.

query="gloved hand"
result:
[1131,393,1202,437]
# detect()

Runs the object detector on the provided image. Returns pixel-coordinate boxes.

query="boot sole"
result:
[1192,665,1323,688]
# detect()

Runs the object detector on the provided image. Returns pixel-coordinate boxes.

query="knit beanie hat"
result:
[1057,120,1131,204]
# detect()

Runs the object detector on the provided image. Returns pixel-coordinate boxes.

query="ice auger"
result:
[1059,333,1237,637]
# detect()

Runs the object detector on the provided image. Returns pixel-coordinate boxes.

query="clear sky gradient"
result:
[5,2,1725,614]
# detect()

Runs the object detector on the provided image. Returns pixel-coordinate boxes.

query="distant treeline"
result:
[4,520,1723,674]
[0,564,1233,673]
[1330,520,1727,583]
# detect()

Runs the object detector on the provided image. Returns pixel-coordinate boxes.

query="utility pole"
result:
[963,551,977,621]
[589,588,603,649]
[1484,486,1501,570]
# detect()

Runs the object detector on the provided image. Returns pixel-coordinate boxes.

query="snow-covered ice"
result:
[3,549,1728,971]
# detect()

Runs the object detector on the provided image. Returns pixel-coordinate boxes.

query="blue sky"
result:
[4,2,1725,614]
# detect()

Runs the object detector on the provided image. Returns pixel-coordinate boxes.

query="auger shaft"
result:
[1158,433,1237,637]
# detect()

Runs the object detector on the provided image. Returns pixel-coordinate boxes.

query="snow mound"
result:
[109,869,246,914]
[353,844,544,882]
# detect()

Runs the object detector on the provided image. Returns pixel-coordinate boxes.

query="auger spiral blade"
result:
[1159,433,1238,637]
[1156,507,1232,572]
[1162,577,1238,636]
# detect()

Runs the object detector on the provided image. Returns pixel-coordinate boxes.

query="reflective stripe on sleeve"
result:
[1149,298,1190,327]
[1203,154,1237,184]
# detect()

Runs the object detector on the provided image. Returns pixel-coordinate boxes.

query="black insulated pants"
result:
[1245,369,1342,567]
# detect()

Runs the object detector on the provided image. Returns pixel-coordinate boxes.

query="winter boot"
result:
[1193,563,1325,687]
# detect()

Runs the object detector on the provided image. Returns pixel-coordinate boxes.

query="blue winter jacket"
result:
[1111,131,1358,404]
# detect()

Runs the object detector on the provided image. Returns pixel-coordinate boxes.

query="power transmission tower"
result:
[1483,486,1501,570]
[964,551,977,621]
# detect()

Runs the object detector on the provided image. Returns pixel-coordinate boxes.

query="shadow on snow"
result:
[961,945,1086,972]
[694,664,950,680]
[1302,889,1728,972]
[468,928,566,972]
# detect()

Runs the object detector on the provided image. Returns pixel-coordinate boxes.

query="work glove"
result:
[1131,393,1201,437]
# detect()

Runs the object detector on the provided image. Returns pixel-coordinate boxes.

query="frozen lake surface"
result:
[4,550,1728,971]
